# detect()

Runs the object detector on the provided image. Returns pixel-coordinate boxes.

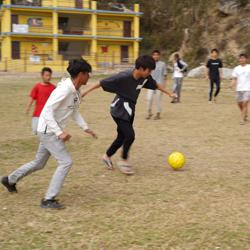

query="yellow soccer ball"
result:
[168,152,185,170]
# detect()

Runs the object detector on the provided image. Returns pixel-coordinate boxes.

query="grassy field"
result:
[0,75,250,250]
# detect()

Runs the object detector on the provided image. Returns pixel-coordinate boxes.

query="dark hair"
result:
[67,58,92,78]
[211,48,219,54]
[152,50,161,55]
[174,53,180,60]
[239,53,248,58]
[41,67,52,75]
[135,55,156,70]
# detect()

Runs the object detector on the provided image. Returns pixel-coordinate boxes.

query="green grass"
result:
[0,76,250,250]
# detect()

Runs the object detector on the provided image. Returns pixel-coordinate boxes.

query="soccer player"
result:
[171,53,188,103]
[25,67,55,134]
[231,53,250,125]
[146,50,167,120]
[206,49,223,103]
[81,55,175,175]
[1,59,97,209]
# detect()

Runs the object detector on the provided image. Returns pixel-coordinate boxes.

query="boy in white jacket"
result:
[1,59,96,209]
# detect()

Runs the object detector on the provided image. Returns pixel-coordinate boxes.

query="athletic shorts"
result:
[236,91,250,102]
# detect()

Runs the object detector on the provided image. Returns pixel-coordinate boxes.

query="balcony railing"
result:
[97,29,133,38]
[97,2,135,13]
[6,0,138,13]
[57,0,91,9]
[58,26,91,35]
[12,24,53,34]
[10,0,49,7]
[9,0,91,9]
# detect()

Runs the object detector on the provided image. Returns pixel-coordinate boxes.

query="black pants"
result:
[106,116,135,160]
[209,78,221,101]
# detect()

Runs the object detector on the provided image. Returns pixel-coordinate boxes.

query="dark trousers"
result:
[209,78,221,101]
[106,116,135,160]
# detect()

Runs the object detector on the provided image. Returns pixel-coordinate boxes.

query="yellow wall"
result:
[13,13,53,33]
[10,38,53,58]
[97,17,133,37]
[97,42,133,64]
[97,19,123,37]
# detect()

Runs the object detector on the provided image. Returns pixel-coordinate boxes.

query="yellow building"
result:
[0,0,142,72]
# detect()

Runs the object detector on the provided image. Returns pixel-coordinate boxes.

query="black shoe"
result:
[1,176,17,193]
[40,199,65,209]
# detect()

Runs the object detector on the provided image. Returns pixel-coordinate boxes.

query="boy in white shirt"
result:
[1,59,97,209]
[232,54,250,125]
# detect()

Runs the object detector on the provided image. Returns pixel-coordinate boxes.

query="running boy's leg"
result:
[8,142,50,185]
[121,121,135,160]
[106,121,125,158]
[209,80,214,101]
[106,117,135,161]
[214,78,221,101]
[40,133,72,200]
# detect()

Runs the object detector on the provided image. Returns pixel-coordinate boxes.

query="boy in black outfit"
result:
[82,55,175,175]
[206,48,223,103]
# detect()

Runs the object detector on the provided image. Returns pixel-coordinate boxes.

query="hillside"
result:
[99,0,250,67]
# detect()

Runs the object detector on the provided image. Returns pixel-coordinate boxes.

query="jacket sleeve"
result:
[72,110,89,130]
[40,85,71,136]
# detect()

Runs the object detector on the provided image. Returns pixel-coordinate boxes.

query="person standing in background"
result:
[146,50,167,120]
[25,67,55,134]
[171,53,188,103]
[206,49,223,103]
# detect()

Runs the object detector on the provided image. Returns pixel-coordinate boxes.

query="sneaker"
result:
[1,176,17,193]
[40,199,65,209]
[102,155,114,170]
[117,161,135,175]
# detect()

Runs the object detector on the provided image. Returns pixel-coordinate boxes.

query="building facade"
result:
[0,0,142,72]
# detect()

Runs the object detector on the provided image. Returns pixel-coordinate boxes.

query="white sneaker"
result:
[117,161,135,175]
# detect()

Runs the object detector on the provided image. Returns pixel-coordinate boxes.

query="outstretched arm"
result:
[81,82,101,97]
[157,83,176,98]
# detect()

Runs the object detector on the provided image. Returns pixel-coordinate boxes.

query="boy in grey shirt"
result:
[146,50,167,120]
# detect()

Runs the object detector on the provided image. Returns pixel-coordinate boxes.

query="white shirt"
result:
[173,60,187,78]
[232,64,250,91]
[37,77,88,136]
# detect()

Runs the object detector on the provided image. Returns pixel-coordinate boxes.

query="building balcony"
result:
[1,0,142,15]
[10,23,53,36]
[58,27,91,35]
[97,29,134,38]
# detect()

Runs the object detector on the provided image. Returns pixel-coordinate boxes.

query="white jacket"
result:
[37,77,88,136]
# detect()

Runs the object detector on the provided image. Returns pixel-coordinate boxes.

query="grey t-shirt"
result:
[151,60,167,85]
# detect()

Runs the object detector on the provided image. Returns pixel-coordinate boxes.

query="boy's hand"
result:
[59,132,71,142]
[170,93,178,98]
[84,129,97,139]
